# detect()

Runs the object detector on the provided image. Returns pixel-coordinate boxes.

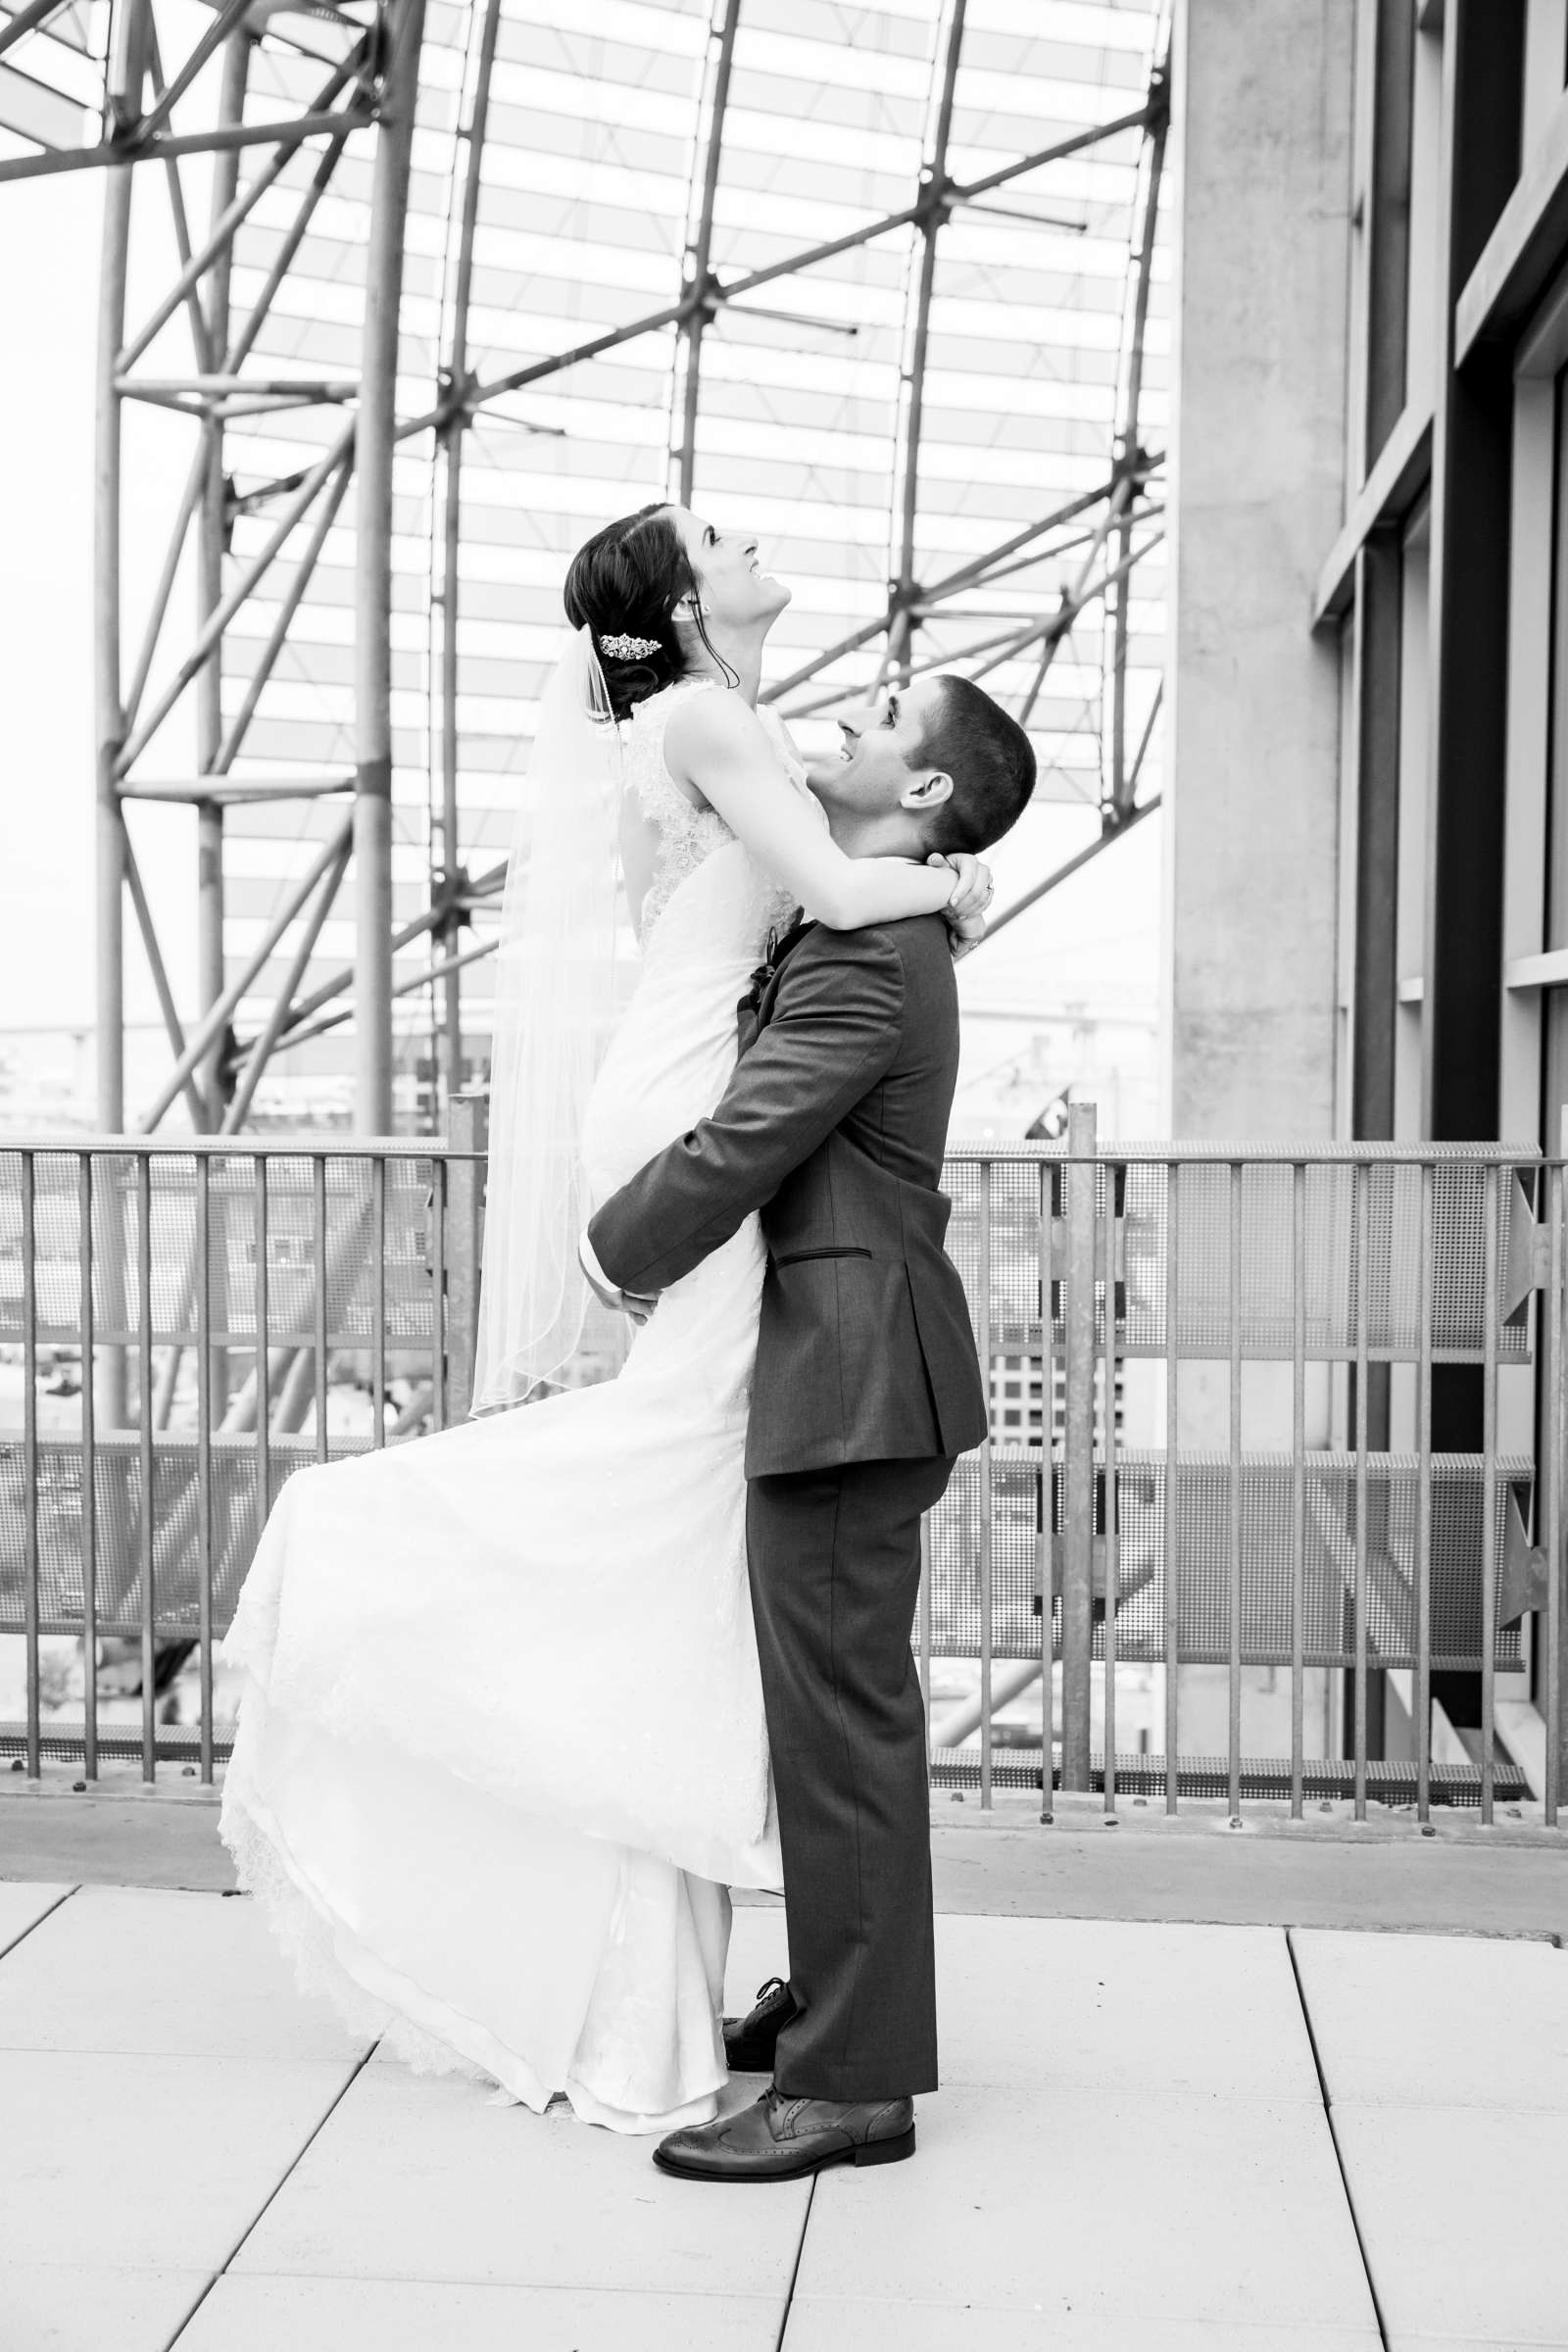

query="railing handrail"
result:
[0,1134,486,1158]
[0,1133,1547,1167]
[943,1139,1544,1165]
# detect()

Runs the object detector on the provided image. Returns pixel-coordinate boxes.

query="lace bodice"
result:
[621,679,803,946]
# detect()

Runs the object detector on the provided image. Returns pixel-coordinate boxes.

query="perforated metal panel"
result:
[0,1149,439,1349]
[925,1446,1529,1671]
[0,1432,380,1638]
[942,1152,1535,1362]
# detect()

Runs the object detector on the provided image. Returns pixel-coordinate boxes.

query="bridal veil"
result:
[471,625,636,1409]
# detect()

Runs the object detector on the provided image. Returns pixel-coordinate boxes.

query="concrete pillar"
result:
[1165,1,1356,1759]
[1166,0,1354,1141]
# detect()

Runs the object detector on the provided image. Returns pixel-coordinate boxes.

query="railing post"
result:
[445,1090,489,1423]
[1061,1099,1098,1788]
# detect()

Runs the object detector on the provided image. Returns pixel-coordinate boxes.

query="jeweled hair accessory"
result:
[597,631,662,661]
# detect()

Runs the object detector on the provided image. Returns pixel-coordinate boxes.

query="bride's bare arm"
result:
[662,690,986,933]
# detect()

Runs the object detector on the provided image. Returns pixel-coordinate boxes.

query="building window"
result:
[1544,369,1568,1150]
[1366,0,1417,466]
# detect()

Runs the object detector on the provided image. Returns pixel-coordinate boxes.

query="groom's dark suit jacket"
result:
[587,912,986,1478]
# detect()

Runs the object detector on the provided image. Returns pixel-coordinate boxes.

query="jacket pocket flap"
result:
[772,1245,873,1266]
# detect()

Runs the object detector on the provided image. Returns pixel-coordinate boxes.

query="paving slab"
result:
[0,1880,73,1957]
[234,2058,809,2297]
[1333,2102,1568,2347]
[1292,1928,1568,2110]
[793,2082,1378,2332]
[934,1914,1318,2099]
[176,2276,785,2351]
[784,2305,1384,2350]
[0,2048,359,2270]
[0,1885,368,2062]
[0,2263,210,2352]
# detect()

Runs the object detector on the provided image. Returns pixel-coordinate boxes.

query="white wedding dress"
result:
[220,680,799,2132]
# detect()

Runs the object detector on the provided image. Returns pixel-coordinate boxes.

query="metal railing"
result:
[0,1104,485,1781]
[1,1102,1563,1830]
[931,1108,1562,1827]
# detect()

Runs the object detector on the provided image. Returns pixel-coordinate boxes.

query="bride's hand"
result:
[929,852,993,957]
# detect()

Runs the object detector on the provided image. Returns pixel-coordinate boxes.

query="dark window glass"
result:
[1366,0,1417,464]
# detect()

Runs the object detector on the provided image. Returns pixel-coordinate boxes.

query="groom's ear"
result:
[900,768,954,814]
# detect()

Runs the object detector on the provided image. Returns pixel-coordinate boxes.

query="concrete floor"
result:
[2,1866,1567,2351]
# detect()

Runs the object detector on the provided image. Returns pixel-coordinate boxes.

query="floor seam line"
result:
[1285,1927,1391,2352]
[0,1881,78,1962]
[152,2272,797,2300]
[774,2172,817,2350]
[157,2272,220,2352]
[162,2036,380,2345]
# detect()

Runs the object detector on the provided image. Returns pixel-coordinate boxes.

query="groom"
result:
[583,672,1036,2180]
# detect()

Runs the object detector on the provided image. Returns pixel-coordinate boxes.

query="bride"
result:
[220,501,991,2134]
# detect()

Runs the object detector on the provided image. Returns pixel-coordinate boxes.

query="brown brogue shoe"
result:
[653,2086,914,2182]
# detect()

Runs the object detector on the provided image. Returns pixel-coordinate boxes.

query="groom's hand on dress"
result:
[578,1232,659,1326]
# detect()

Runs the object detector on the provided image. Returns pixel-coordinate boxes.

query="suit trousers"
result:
[746,1452,956,2100]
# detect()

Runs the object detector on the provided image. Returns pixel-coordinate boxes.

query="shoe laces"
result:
[762,2085,811,2135]
[750,1975,792,2022]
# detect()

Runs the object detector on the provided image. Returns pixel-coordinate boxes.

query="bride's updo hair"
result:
[564,504,692,723]
[564,502,737,723]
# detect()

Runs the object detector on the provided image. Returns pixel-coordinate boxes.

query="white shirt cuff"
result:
[578,1229,613,1295]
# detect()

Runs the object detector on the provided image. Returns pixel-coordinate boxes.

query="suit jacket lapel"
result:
[738,910,815,1053]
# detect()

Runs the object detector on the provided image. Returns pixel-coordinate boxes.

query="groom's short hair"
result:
[912,677,1037,857]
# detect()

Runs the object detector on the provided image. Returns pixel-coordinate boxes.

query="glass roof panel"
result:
[207,0,1165,1061]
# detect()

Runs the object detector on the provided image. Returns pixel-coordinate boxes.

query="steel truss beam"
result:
[745,34,1169,814]
[888,0,968,690]
[74,0,407,1170]
[53,0,1167,1171]
[672,0,741,508]
[1108,60,1168,817]
[0,0,77,62]
[354,0,425,1133]
[0,99,378,182]
[431,0,503,1102]
[462,103,1154,418]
